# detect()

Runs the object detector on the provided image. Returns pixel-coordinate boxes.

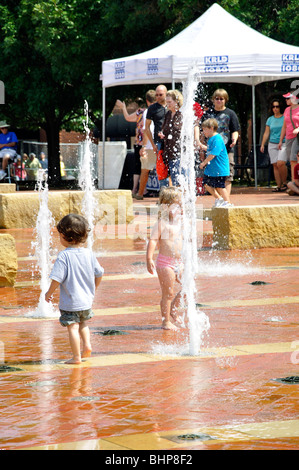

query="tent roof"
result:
[101,3,299,87]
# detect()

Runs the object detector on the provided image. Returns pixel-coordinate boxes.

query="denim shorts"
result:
[59,309,94,327]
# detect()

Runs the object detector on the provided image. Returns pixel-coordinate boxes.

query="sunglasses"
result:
[156,93,164,97]
[272,105,280,108]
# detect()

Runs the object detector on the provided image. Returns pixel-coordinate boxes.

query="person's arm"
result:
[146,221,161,274]
[45,279,60,302]
[145,118,157,153]
[95,276,102,289]
[116,100,137,122]
[0,141,16,149]
[260,126,270,153]
[230,130,239,148]
[199,154,215,169]
[278,119,286,149]
[194,124,201,148]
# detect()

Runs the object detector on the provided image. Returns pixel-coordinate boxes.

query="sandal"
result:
[272,187,281,192]
[280,184,288,191]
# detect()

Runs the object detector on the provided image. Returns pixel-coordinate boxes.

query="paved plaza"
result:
[0,188,298,450]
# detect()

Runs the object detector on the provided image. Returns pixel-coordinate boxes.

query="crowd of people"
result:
[0,124,73,182]
[261,92,299,193]
[117,85,299,204]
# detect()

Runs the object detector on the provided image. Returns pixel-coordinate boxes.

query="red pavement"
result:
[0,187,298,450]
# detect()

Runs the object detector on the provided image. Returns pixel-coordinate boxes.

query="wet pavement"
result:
[0,187,298,450]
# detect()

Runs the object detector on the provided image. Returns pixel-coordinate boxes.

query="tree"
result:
[0,0,298,186]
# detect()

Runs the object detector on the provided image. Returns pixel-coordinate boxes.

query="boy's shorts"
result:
[203,175,226,188]
[59,308,94,327]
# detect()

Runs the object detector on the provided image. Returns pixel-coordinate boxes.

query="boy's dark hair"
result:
[57,214,90,244]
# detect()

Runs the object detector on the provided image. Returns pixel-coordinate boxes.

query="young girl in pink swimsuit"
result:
[146,187,183,330]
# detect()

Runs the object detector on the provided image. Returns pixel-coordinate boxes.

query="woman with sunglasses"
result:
[278,93,299,183]
[260,99,286,191]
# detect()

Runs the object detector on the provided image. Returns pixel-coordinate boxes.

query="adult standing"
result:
[39,152,48,170]
[158,90,183,187]
[0,121,18,180]
[116,90,155,195]
[260,99,286,191]
[195,88,240,196]
[278,92,299,181]
[134,85,167,200]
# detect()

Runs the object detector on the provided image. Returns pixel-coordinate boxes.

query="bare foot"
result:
[162,321,178,331]
[82,348,92,358]
[170,311,183,326]
[64,357,81,364]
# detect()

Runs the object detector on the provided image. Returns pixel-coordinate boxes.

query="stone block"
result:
[0,192,70,229]
[212,204,299,249]
[69,190,134,225]
[0,234,18,286]
[0,190,133,229]
[0,184,16,193]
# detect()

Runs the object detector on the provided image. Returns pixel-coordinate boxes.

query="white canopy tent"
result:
[101,3,299,187]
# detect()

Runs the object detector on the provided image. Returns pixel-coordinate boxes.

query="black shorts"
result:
[203,175,226,188]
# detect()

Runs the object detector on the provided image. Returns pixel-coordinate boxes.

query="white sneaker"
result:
[0,170,6,180]
[213,198,224,207]
[220,201,234,208]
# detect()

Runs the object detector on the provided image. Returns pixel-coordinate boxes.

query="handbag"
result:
[290,108,299,144]
[156,149,168,180]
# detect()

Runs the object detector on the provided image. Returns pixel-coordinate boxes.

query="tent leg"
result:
[252,84,257,189]
[102,86,106,190]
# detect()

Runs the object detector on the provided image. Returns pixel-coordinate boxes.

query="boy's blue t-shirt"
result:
[204,133,230,177]
[50,247,104,311]
[266,115,285,144]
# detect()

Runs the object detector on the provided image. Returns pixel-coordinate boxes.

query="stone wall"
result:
[212,205,299,249]
[0,190,134,229]
[0,234,18,286]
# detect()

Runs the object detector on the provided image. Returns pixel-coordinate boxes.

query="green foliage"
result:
[0,0,298,141]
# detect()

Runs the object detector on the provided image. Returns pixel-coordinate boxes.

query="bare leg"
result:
[157,267,178,330]
[277,160,287,186]
[170,289,183,325]
[137,169,149,197]
[272,163,282,188]
[290,161,296,182]
[2,155,10,171]
[205,184,221,201]
[287,181,299,194]
[216,187,230,203]
[80,321,92,358]
[225,180,232,196]
[66,323,81,364]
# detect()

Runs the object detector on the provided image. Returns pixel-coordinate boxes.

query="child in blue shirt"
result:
[45,214,104,364]
[199,118,233,207]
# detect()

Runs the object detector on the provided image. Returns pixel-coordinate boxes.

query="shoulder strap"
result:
[290,108,296,129]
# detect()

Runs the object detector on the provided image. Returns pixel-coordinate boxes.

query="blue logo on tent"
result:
[281,54,299,73]
[204,56,229,73]
[115,61,125,80]
[147,58,159,75]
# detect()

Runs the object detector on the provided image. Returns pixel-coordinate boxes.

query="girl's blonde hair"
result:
[158,187,182,218]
